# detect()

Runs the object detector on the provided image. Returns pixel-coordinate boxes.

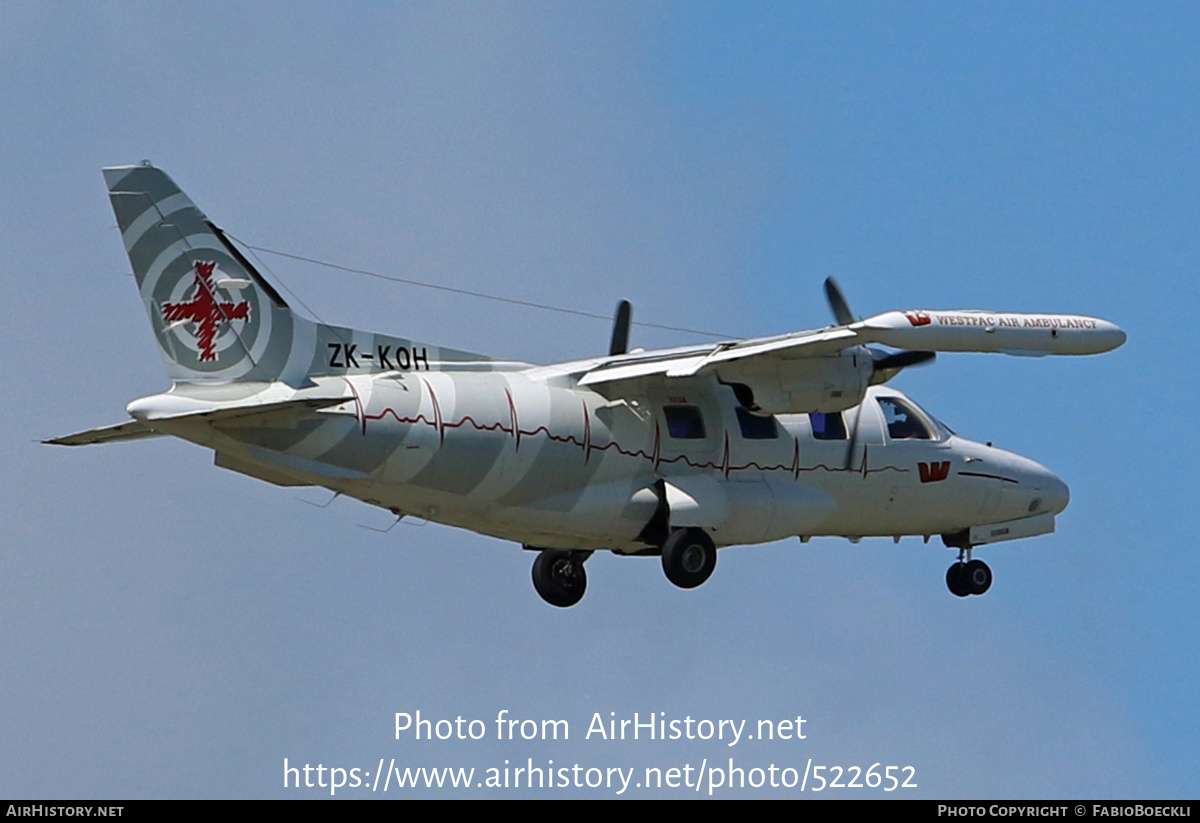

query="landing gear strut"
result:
[946,553,992,597]
[531,549,589,608]
[661,527,717,589]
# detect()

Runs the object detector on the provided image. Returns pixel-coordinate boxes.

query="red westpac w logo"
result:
[918,461,951,483]
[905,311,931,327]
[162,261,251,362]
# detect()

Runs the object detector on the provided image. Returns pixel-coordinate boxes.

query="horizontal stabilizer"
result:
[48,394,353,446]
[126,392,352,422]
[44,420,163,447]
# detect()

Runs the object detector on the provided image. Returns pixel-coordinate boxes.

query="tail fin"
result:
[105,164,308,384]
[104,164,493,386]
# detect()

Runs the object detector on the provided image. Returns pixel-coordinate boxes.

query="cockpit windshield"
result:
[877,397,936,441]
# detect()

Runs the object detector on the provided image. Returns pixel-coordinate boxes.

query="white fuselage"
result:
[162,369,1068,553]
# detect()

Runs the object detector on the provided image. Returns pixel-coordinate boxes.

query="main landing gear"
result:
[528,527,719,607]
[946,553,992,597]
[530,549,590,608]
[661,527,717,589]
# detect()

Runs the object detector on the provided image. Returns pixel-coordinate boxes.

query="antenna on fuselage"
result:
[609,300,633,356]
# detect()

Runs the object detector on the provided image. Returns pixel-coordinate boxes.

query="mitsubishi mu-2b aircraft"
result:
[49,165,1126,607]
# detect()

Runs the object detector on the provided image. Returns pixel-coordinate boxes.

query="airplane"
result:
[48,164,1127,607]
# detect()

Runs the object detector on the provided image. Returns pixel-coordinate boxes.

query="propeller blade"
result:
[872,350,936,371]
[609,300,632,356]
[869,348,937,385]
[824,277,855,327]
[844,405,864,471]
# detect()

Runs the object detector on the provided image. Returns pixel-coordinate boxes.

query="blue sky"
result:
[1,1,1196,798]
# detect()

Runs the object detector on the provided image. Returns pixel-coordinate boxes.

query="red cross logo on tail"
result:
[162,261,251,362]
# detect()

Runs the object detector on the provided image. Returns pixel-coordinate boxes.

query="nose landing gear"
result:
[946,554,992,597]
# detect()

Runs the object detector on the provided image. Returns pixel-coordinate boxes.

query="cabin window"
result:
[663,405,707,439]
[735,406,778,440]
[809,412,847,440]
[877,397,933,440]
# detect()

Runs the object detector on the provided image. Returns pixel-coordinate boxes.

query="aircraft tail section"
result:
[104,164,493,386]
[105,164,310,384]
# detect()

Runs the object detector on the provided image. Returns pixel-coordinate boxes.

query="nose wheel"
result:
[531,549,589,608]
[946,557,992,597]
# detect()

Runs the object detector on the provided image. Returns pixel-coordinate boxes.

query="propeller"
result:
[823,277,855,326]
[868,348,936,385]
[823,277,935,384]
[609,300,632,356]
[871,349,936,370]
[843,403,864,471]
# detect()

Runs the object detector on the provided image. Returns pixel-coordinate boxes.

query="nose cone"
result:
[999,450,1071,517]
[1040,472,1070,515]
[965,440,1072,521]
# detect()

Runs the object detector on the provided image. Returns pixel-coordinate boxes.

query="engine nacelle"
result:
[714,348,872,414]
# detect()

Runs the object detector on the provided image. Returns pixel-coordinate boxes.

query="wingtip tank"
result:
[862,310,1126,356]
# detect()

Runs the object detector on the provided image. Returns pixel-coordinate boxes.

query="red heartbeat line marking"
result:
[162,262,250,361]
[362,405,909,478]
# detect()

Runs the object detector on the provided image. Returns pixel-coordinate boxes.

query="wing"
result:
[577,327,859,386]
[574,296,1124,414]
